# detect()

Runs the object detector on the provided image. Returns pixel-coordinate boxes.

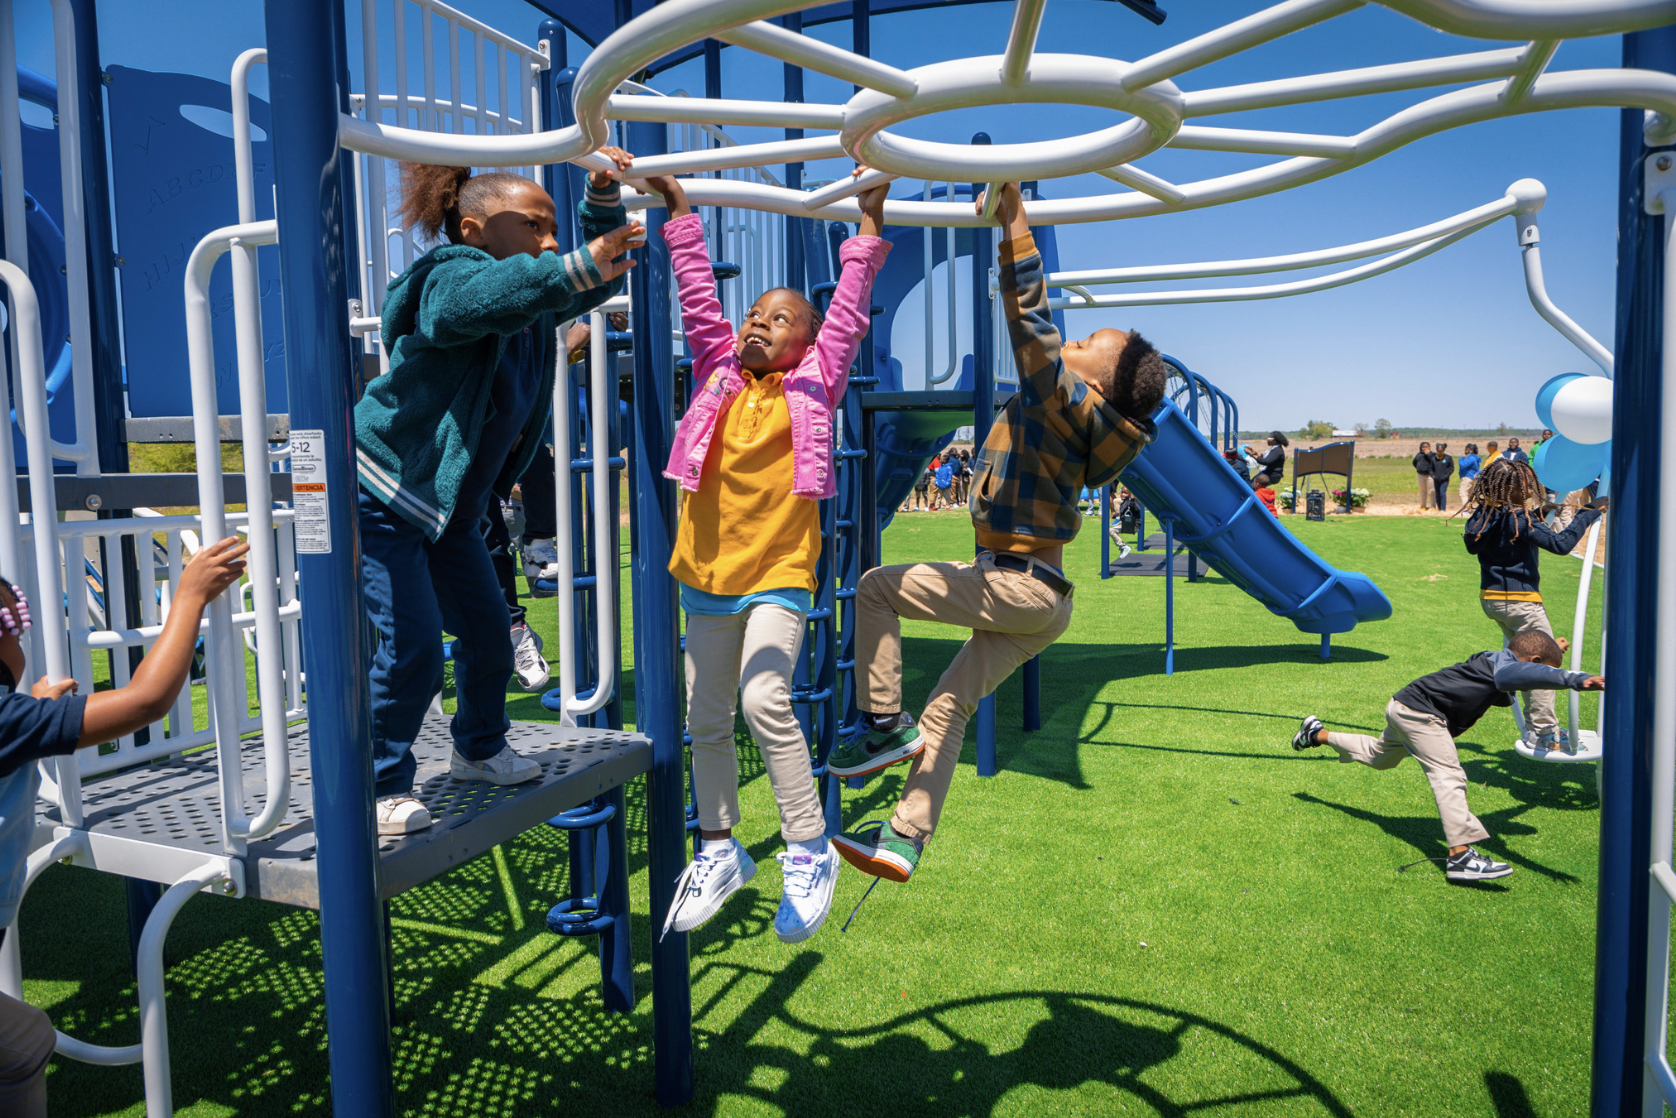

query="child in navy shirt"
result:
[0,537,247,1116]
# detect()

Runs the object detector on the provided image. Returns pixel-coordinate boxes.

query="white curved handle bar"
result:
[553,307,621,724]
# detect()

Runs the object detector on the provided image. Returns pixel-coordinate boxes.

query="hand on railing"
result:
[854,166,889,237]
[642,174,690,219]
[588,224,646,283]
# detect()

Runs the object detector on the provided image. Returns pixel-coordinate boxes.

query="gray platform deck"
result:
[39,718,651,908]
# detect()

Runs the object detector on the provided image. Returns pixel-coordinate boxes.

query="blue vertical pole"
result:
[1163,518,1175,676]
[1320,633,1331,660]
[626,118,694,1108]
[783,11,805,289]
[1592,27,1676,1118]
[852,0,870,64]
[969,135,999,777]
[263,2,392,1115]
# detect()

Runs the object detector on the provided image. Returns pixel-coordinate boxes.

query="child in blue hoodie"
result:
[356,153,641,835]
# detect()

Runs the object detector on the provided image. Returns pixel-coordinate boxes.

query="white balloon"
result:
[1550,375,1614,445]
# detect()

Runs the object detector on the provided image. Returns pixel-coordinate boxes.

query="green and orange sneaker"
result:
[833,821,921,883]
[827,714,922,778]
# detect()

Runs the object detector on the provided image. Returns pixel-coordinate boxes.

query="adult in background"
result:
[1250,431,1288,489]
[1457,443,1482,508]
[1412,440,1436,511]
[1430,442,1454,512]
[957,449,973,504]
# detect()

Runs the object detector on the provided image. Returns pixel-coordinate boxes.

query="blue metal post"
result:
[1100,483,1112,578]
[263,2,392,1115]
[783,11,805,290]
[1163,518,1175,676]
[1592,27,1676,1117]
[1320,633,1331,660]
[626,119,695,1108]
[969,135,1000,777]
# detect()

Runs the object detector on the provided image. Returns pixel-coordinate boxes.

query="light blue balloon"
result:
[1533,434,1609,493]
[1534,372,1587,432]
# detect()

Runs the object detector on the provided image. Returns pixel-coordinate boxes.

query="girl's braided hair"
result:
[396,163,531,244]
[1461,455,1540,539]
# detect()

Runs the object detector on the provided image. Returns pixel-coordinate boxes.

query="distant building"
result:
[1332,428,1361,438]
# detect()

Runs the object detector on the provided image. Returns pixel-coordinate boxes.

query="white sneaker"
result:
[376,794,432,835]
[774,841,841,944]
[661,840,758,938]
[451,744,542,785]
[510,623,550,692]
[521,538,560,582]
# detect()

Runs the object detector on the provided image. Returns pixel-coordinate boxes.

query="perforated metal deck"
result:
[38,718,650,908]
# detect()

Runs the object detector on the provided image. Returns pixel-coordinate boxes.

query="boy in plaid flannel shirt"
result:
[827,183,1166,882]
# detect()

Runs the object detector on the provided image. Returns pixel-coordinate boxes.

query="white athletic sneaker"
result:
[661,840,758,938]
[451,745,542,785]
[774,841,841,944]
[521,537,560,582]
[376,794,432,835]
[510,622,550,692]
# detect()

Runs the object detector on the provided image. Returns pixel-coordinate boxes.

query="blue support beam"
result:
[969,134,1000,778]
[626,118,695,1108]
[1591,26,1676,1117]
[262,2,393,1115]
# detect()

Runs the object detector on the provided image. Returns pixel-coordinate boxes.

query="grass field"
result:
[21,512,1607,1117]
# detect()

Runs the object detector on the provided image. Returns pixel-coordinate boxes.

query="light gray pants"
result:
[685,603,825,843]
[0,990,52,1118]
[1328,699,1490,848]
[1417,474,1434,509]
[1480,597,1558,735]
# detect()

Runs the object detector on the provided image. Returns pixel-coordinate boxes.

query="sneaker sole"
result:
[775,845,841,945]
[450,760,543,786]
[832,836,915,883]
[826,738,925,779]
[1446,865,1514,882]
[377,812,433,835]
[516,670,552,693]
[669,856,758,934]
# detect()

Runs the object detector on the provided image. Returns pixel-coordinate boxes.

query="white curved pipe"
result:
[924,184,959,387]
[184,220,291,845]
[1001,0,1048,87]
[553,311,618,724]
[1123,0,1366,92]
[606,93,844,130]
[232,49,266,224]
[1047,220,1489,309]
[716,18,918,98]
[1183,48,1528,115]
[1381,0,1676,38]
[1515,218,1615,375]
[0,5,29,590]
[1568,515,1603,744]
[1053,192,1520,286]
[137,862,230,1114]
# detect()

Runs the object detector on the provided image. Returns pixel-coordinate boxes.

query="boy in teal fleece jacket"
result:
[358,153,642,835]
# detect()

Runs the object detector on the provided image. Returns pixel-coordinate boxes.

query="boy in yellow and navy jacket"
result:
[827,182,1166,883]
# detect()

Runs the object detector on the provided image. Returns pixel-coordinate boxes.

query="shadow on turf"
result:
[1292,792,1579,883]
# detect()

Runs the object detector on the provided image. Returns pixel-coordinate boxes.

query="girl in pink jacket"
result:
[642,172,890,944]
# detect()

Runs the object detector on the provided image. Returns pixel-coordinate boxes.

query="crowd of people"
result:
[902,448,974,512]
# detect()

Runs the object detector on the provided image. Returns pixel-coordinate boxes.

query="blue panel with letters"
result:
[106,65,287,420]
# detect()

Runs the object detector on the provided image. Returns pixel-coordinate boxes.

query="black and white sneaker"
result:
[1292,715,1325,751]
[1445,847,1513,882]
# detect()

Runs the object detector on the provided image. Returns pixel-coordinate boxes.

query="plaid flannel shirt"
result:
[970,230,1156,554]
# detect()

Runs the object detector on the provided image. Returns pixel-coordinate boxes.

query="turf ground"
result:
[22,512,1605,1117]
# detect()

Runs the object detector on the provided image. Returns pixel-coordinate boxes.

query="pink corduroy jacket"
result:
[661,212,890,500]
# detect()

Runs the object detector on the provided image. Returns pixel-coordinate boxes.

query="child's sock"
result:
[867,710,904,732]
[702,837,738,860]
[786,836,827,858]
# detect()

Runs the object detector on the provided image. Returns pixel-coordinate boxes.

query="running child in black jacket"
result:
[1290,629,1604,882]
[1462,456,1605,748]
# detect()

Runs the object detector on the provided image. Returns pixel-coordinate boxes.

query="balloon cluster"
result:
[1532,372,1613,495]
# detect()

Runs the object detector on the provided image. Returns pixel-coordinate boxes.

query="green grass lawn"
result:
[21,512,1606,1117]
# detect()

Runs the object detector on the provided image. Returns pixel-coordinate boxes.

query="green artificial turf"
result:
[21,513,1607,1117]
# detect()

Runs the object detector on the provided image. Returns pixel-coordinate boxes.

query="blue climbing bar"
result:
[262,1,394,1115]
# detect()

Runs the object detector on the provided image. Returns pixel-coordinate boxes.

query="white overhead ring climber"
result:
[338,0,1676,227]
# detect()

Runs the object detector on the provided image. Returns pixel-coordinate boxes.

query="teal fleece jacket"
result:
[355,184,627,539]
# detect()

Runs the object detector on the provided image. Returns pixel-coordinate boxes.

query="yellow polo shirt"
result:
[669,372,819,595]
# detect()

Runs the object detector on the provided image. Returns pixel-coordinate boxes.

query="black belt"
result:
[989,552,1074,599]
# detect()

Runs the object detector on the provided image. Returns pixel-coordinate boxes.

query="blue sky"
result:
[11,0,1626,430]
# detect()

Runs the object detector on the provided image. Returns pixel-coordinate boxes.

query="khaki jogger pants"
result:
[1327,699,1490,848]
[685,603,826,843]
[1479,597,1558,735]
[856,554,1074,842]
[1417,473,1434,510]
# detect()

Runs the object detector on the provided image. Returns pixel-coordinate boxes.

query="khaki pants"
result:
[1459,477,1475,507]
[1417,473,1434,510]
[1328,699,1490,847]
[0,990,52,1118]
[685,603,825,843]
[1480,598,1558,735]
[856,555,1074,841]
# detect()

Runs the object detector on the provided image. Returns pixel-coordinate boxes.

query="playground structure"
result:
[0,0,1668,1115]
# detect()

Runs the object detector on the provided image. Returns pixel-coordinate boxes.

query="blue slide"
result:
[1120,399,1392,636]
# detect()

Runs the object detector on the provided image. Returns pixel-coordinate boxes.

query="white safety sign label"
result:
[289,429,331,554]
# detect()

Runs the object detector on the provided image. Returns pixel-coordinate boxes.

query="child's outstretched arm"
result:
[68,538,249,748]
[981,183,1068,409]
[811,173,893,405]
[1489,651,1604,695]
[642,175,739,384]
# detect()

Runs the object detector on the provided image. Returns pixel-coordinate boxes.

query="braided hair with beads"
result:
[1461,455,1542,540]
